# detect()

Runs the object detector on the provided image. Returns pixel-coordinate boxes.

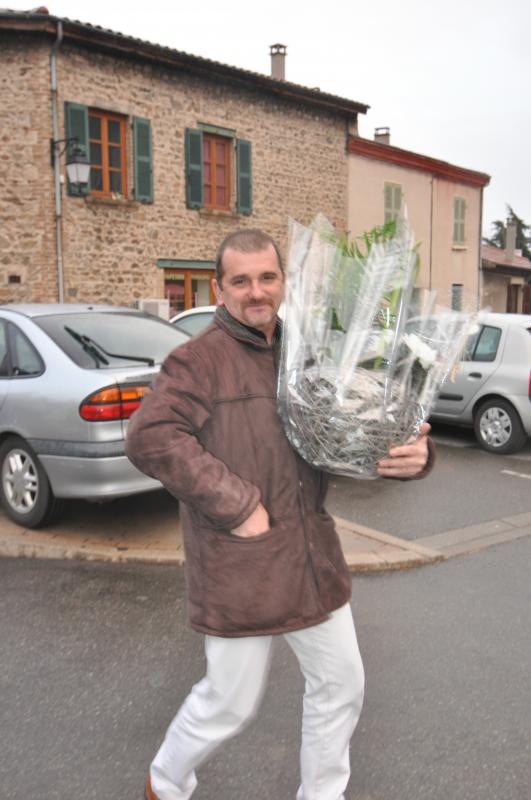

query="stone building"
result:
[348,129,490,309]
[0,9,368,313]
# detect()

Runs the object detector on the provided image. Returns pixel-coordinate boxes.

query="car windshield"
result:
[34,312,189,369]
[174,312,214,336]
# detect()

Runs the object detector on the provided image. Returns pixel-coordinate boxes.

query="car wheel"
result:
[473,399,528,454]
[0,436,64,528]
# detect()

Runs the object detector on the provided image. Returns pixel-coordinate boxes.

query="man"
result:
[125,229,433,800]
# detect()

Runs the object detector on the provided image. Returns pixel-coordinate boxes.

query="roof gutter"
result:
[50,19,64,302]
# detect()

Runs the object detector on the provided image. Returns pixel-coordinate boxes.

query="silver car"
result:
[0,304,188,527]
[170,305,217,336]
[430,312,531,453]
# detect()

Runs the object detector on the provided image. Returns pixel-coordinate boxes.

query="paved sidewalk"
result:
[0,505,443,572]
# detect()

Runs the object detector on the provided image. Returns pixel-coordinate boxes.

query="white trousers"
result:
[151,603,365,800]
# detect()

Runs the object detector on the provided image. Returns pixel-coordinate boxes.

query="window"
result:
[165,269,215,315]
[453,197,466,245]
[34,313,186,370]
[203,134,231,210]
[89,110,127,197]
[384,182,402,223]
[0,321,8,377]
[185,128,252,215]
[464,325,501,363]
[64,102,153,202]
[451,283,463,311]
[1,324,44,377]
[506,284,519,313]
[10,326,43,376]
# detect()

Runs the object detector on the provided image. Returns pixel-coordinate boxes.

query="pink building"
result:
[348,130,490,310]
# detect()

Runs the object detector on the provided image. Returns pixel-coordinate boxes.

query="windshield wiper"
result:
[64,326,155,367]
[64,326,108,367]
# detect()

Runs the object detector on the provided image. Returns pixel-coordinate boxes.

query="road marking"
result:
[502,469,531,481]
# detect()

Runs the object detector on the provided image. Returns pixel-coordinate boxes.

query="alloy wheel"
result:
[2,447,39,515]
[478,406,512,448]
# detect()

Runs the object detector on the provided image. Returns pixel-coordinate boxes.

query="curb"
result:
[0,515,444,573]
[0,531,185,566]
[334,516,445,572]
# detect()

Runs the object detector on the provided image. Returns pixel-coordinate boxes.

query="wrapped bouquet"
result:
[277,214,475,478]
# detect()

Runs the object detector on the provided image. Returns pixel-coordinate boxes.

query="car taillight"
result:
[80,385,150,421]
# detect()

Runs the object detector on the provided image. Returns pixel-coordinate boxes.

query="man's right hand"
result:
[231,502,270,538]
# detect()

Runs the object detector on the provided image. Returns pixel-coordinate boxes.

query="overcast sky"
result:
[8,0,531,237]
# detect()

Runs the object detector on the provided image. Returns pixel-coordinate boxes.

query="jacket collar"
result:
[214,306,282,349]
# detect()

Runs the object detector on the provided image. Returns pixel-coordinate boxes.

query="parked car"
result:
[170,305,216,336]
[0,304,189,527]
[170,303,286,336]
[430,312,531,453]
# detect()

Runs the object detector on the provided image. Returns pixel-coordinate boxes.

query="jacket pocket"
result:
[194,516,310,634]
[307,511,351,608]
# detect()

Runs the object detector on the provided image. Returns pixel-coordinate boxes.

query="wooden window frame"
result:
[203,133,231,211]
[89,110,128,198]
[165,269,216,312]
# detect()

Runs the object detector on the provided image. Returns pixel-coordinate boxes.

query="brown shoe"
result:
[144,776,159,800]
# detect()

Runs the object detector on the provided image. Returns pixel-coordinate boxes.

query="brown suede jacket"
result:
[125,307,434,638]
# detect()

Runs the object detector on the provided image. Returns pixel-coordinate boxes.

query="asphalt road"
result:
[327,424,531,539]
[2,539,530,800]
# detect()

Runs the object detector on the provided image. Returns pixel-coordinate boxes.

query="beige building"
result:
[0,10,367,313]
[482,227,531,313]
[348,130,490,309]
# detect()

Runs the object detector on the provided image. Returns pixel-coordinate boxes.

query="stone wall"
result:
[1,33,350,305]
[0,37,58,303]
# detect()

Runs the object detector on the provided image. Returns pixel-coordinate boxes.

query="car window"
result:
[463,328,481,360]
[174,312,214,336]
[10,324,44,376]
[0,321,8,377]
[469,325,501,362]
[34,312,189,369]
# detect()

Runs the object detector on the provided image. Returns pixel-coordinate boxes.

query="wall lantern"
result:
[50,137,90,188]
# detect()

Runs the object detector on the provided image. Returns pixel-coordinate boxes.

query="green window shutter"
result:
[133,117,153,203]
[236,139,252,215]
[185,128,203,208]
[393,184,402,217]
[64,102,89,196]
[454,197,466,244]
[384,182,401,223]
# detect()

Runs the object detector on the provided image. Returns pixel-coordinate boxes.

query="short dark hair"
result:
[215,229,283,285]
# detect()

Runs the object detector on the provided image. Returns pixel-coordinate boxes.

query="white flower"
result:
[402,333,436,370]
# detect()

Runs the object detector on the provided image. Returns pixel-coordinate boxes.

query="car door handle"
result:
[469,372,482,379]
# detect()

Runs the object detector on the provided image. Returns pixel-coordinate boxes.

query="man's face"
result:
[213,244,284,340]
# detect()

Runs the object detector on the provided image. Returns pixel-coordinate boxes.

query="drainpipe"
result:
[428,174,434,290]
[477,186,484,311]
[50,20,64,302]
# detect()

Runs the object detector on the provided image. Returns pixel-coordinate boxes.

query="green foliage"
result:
[330,307,346,333]
[327,219,420,370]
[330,219,419,333]
[339,218,398,260]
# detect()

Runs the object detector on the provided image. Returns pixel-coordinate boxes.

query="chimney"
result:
[374,127,390,145]
[270,44,287,81]
[505,219,517,261]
